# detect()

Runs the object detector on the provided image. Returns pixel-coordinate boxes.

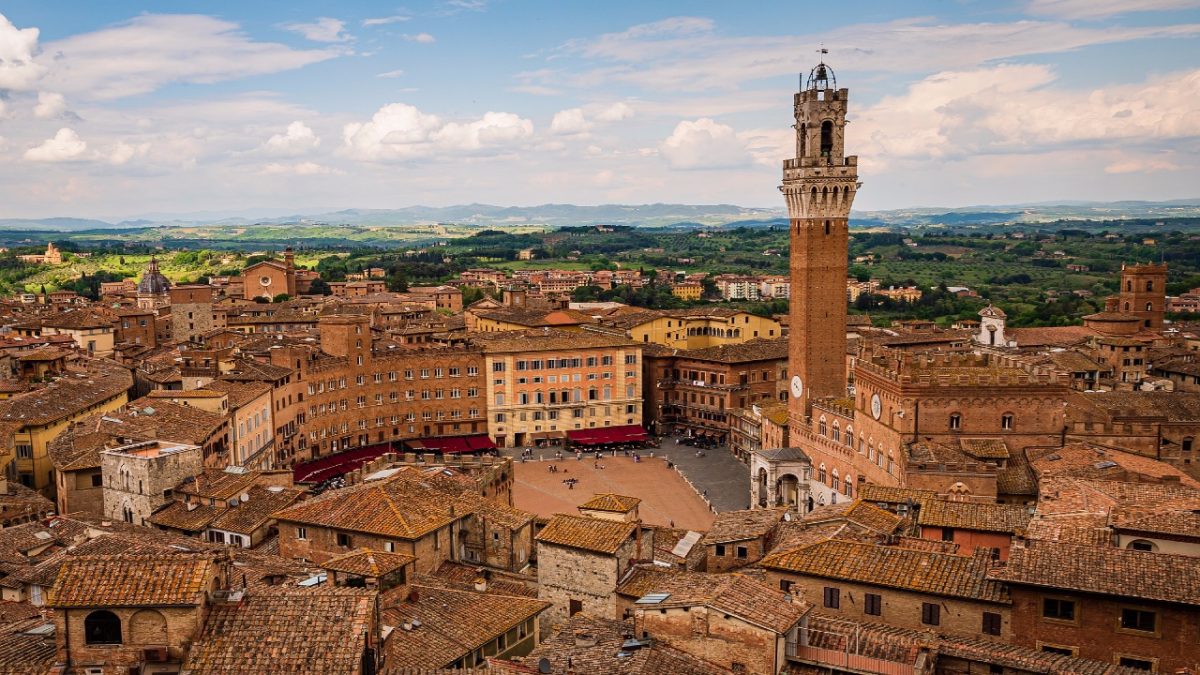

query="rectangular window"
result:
[296,526,307,540]
[982,612,1002,636]
[921,603,940,626]
[1120,609,1156,633]
[1118,657,1154,671]
[823,587,840,609]
[941,527,955,542]
[1041,645,1074,656]
[1042,597,1075,621]
[715,544,726,556]
[736,546,748,559]
[864,593,882,616]
[569,599,583,616]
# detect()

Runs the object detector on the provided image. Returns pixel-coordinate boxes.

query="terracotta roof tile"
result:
[535,514,637,555]
[184,587,376,675]
[762,540,1008,604]
[918,499,1032,534]
[382,583,550,671]
[48,554,214,607]
[520,614,732,675]
[0,617,57,675]
[322,548,415,577]
[578,493,641,513]
[701,508,786,545]
[616,568,808,633]
[998,540,1200,606]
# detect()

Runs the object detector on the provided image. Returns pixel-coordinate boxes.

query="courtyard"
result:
[506,441,751,531]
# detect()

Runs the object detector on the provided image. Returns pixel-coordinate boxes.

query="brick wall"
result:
[277,520,454,572]
[56,605,203,668]
[537,535,638,629]
[764,570,1011,642]
[636,605,788,675]
[1007,586,1198,672]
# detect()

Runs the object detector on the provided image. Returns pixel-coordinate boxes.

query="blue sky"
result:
[1,0,1198,219]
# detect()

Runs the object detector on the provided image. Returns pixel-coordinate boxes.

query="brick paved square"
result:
[512,454,716,531]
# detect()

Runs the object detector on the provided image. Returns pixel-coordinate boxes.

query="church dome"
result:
[137,257,172,296]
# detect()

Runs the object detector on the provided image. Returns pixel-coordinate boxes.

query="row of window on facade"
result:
[814,418,897,476]
[307,366,480,394]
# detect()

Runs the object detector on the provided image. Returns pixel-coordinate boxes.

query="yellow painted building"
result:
[671,283,703,301]
[469,329,642,448]
[0,363,132,497]
[614,309,783,350]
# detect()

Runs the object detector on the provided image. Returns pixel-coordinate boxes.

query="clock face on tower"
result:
[871,393,882,420]
[790,376,804,399]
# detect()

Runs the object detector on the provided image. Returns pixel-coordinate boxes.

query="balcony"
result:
[788,615,928,675]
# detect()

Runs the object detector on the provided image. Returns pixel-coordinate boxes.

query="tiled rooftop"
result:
[48,554,214,607]
[183,587,376,675]
[762,540,1009,604]
[701,508,786,545]
[578,493,641,513]
[535,514,637,555]
[917,499,1032,534]
[998,540,1200,606]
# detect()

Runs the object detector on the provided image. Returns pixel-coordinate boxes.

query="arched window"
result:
[1127,539,1157,552]
[1145,302,1153,312]
[820,120,833,157]
[831,422,840,443]
[1145,280,1153,292]
[817,464,827,484]
[843,475,854,497]
[1001,413,1014,431]
[830,469,840,492]
[818,416,828,436]
[1124,302,1131,312]
[85,610,122,645]
[949,413,962,431]
[1126,280,1133,292]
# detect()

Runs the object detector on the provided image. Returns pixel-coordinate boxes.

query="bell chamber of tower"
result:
[782,60,861,436]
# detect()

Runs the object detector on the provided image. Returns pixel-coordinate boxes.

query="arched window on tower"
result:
[1126,280,1133,292]
[1146,280,1154,292]
[820,120,833,158]
[799,123,806,156]
[1145,302,1153,312]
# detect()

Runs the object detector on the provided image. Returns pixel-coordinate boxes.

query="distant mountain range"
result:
[2,199,1198,232]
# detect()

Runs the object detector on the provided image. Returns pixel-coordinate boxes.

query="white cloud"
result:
[262,121,321,156]
[38,15,339,100]
[24,128,87,162]
[376,69,406,78]
[261,161,340,175]
[659,118,752,170]
[851,65,1200,168]
[342,103,533,161]
[550,108,589,135]
[593,102,635,123]
[33,91,67,119]
[0,13,45,91]
[108,141,150,166]
[1026,0,1200,19]
[362,15,410,27]
[402,33,436,43]
[528,16,1200,93]
[435,112,534,151]
[0,100,7,118]
[1104,157,1182,174]
[282,17,352,43]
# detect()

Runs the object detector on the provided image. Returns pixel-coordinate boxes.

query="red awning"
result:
[293,443,395,484]
[567,425,647,445]
[407,434,495,454]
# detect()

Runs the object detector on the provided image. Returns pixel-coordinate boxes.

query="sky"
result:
[1,0,1199,220]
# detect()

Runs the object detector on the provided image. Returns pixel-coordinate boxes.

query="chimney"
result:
[473,577,487,592]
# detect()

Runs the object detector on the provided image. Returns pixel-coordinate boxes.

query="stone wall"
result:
[636,605,787,675]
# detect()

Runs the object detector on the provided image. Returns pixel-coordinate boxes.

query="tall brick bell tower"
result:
[781,58,860,443]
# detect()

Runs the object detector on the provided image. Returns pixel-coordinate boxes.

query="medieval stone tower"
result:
[781,60,860,441]
[1117,263,1167,331]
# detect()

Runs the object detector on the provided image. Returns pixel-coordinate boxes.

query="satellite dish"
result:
[538,657,553,674]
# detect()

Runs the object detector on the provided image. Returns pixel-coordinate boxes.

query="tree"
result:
[308,278,332,295]
[272,293,291,303]
[701,278,720,299]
